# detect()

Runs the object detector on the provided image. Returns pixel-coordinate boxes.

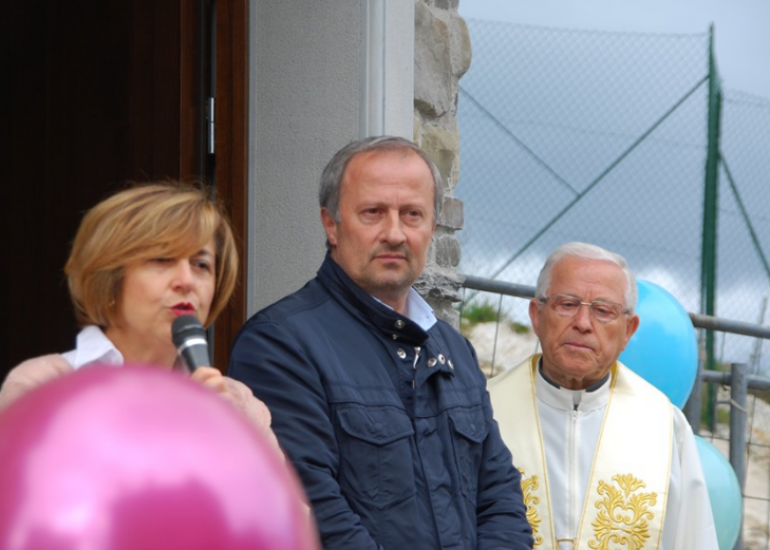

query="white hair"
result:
[535,242,637,313]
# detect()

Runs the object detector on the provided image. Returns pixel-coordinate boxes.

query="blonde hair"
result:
[65,181,238,328]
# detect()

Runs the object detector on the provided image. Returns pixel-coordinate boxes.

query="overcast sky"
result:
[458,0,770,98]
[454,1,770,370]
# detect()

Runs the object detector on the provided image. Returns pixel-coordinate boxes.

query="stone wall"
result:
[412,0,471,328]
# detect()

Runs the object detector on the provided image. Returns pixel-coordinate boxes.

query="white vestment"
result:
[489,355,718,550]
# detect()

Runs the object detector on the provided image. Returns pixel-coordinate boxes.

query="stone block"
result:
[421,124,459,186]
[414,2,454,117]
[415,268,464,327]
[434,234,462,268]
[438,197,463,230]
[435,0,460,9]
[450,13,472,79]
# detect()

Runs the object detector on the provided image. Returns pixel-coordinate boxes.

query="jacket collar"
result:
[317,253,431,346]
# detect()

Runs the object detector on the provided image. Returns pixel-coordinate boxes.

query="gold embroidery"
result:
[588,473,657,550]
[518,468,544,547]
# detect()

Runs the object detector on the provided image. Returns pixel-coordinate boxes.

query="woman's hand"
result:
[0,355,74,411]
[191,367,312,517]
[190,367,283,455]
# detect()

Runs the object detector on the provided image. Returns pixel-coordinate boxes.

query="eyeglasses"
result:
[539,294,630,323]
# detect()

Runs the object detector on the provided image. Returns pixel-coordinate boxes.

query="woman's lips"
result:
[170,303,196,317]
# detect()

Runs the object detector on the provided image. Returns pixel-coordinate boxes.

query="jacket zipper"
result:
[412,346,421,389]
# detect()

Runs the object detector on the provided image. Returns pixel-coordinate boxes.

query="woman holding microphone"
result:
[0,181,275,443]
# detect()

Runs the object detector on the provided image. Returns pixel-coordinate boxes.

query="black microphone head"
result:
[171,315,206,349]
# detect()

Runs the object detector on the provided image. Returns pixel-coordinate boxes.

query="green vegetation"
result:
[715,406,731,425]
[510,321,531,334]
[462,300,500,325]
[459,300,533,335]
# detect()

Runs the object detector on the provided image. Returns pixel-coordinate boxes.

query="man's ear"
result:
[321,207,338,247]
[623,313,641,348]
[528,299,541,337]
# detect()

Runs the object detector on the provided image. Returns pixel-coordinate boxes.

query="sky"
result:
[453,0,770,371]
[458,0,770,99]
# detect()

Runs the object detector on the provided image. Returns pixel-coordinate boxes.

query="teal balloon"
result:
[619,279,698,408]
[694,436,742,550]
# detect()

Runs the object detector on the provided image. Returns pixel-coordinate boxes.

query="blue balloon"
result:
[619,279,698,408]
[694,436,742,550]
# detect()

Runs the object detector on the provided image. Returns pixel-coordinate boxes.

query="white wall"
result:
[247,0,414,314]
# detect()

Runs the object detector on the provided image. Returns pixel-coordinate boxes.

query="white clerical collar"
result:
[535,359,610,412]
[373,288,437,332]
[62,325,124,370]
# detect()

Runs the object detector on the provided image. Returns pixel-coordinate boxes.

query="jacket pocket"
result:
[336,404,416,510]
[449,407,489,503]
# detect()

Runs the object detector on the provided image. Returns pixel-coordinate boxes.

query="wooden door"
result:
[4,0,247,377]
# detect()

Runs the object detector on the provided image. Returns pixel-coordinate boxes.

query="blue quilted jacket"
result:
[228,254,533,550]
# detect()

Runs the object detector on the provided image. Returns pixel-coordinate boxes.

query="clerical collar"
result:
[538,359,610,392]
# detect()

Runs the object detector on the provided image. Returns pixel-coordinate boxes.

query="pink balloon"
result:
[0,365,318,550]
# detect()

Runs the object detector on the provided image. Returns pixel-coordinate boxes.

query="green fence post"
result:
[701,24,722,430]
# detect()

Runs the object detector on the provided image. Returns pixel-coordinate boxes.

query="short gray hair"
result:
[535,242,638,313]
[319,136,444,223]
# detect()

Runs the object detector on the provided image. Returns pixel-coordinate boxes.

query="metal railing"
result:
[461,274,770,550]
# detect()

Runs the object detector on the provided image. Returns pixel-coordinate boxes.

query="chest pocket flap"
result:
[449,407,489,443]
[337,405,414,444]
[336,405,416,509]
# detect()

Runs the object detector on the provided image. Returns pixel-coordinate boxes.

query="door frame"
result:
[211,0,249,371]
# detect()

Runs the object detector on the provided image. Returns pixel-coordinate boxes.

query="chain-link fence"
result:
[718,90,770,372]
[457,19,770,375]
[456,18,770,549]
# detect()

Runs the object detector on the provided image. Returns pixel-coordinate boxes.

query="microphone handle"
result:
[178,338,210,372]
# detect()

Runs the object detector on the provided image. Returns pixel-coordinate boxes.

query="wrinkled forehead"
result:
[550,257,628,299]
[341,150,434,196]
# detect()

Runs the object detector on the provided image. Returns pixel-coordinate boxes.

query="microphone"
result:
[171,315,210,372]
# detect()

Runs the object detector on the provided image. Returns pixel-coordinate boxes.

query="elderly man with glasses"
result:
[489,242,718,550]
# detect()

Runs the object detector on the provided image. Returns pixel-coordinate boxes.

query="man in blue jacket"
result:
[228,136,533,549]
